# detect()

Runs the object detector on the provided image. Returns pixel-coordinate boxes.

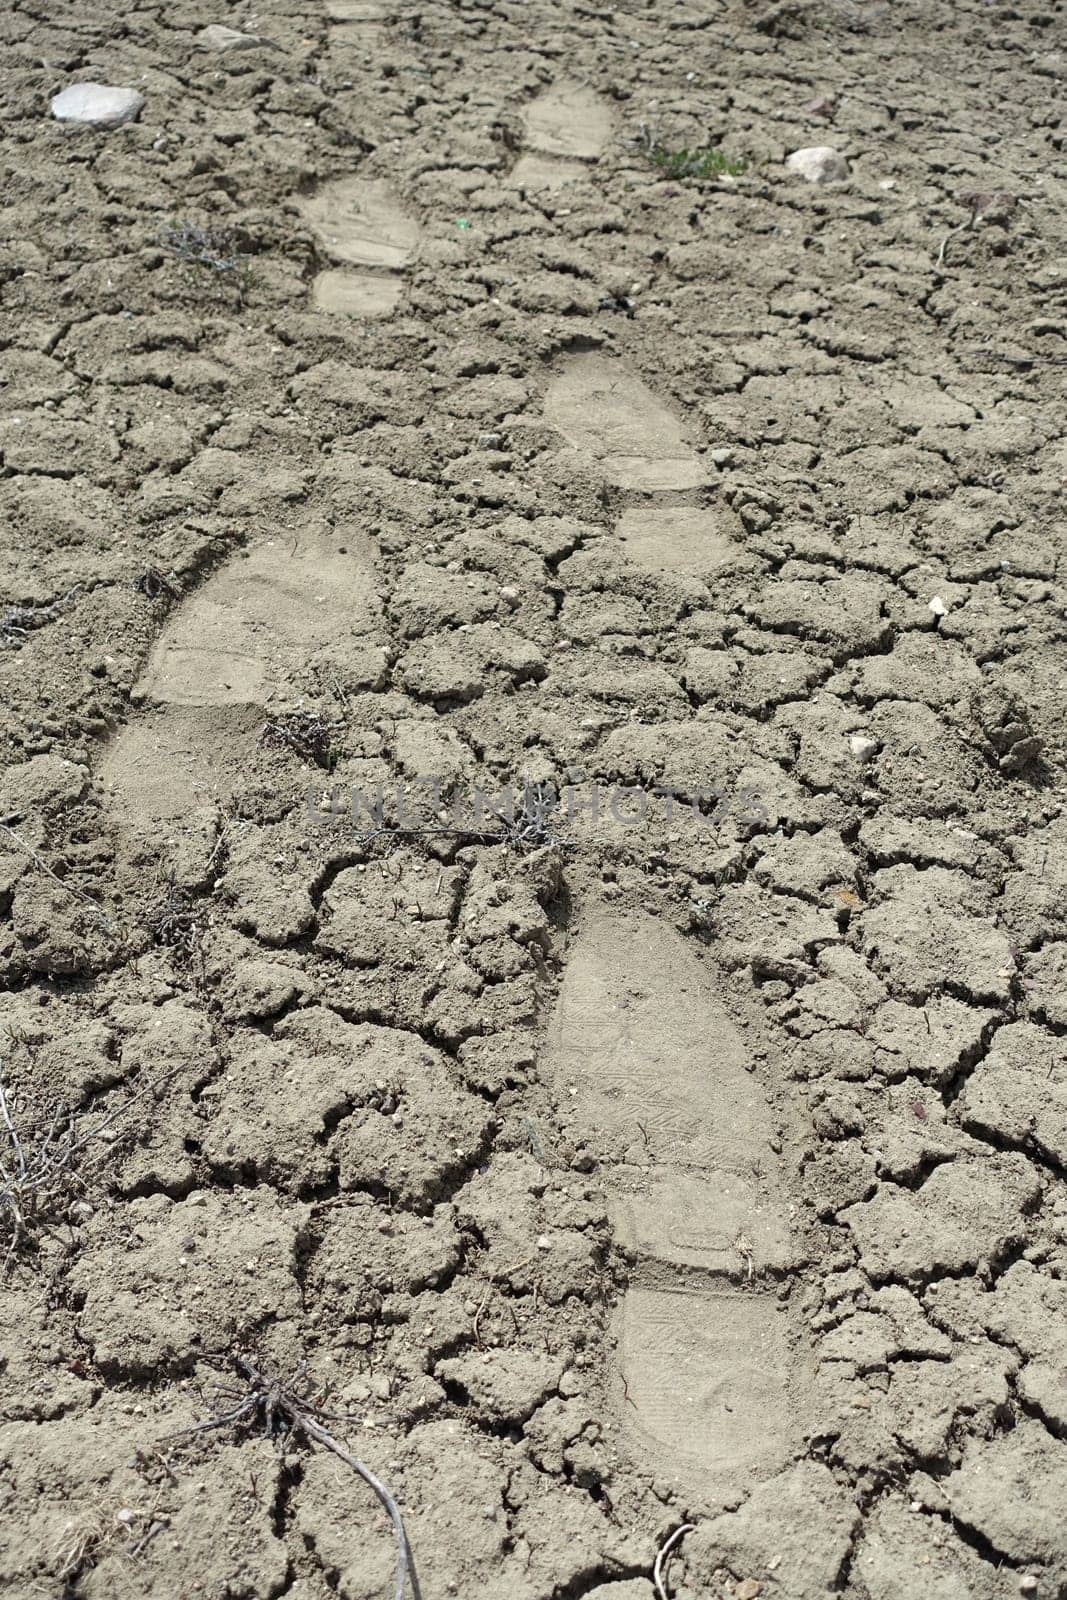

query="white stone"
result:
[196,24,264,51]
[850,735,879,762]
[786,146,850,184]
[50,83,144,127]
[928,595,947,616]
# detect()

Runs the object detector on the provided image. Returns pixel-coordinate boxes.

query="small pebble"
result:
[786,146,850,184]
[51,83,145,127]
[1018,1579,1038,1595]
[197,24,264,50]
[850,734,879,762]
[928,595,947,616]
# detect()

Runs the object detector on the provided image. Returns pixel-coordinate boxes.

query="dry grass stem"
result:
[654,1523,696,1600]
[0,821,117,933]
[0,1063,171,1272]
[167,1356,422,1600]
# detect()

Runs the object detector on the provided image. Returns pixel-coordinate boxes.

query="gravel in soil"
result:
[1,1,1065,1596]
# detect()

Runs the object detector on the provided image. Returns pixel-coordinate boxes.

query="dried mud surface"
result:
[1,1,1065,1597]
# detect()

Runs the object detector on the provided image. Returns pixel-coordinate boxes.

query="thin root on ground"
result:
[0,1064,172,1273]
[357,782,573,855]
[0,821,118,935]
[260,710,342,770]
[167,1355,422,1600]
[653,1522,696,1600]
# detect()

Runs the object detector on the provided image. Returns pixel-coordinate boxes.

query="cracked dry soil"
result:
[1,1,1066,1597]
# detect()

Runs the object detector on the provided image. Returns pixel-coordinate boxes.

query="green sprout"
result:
[647,144,747,180]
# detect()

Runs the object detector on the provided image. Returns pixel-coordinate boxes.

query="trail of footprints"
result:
[548,915,800,1502]
[297,3,423,320]
[293,79,612,324]
[540,317,799,1500]
[101,75,797,1515]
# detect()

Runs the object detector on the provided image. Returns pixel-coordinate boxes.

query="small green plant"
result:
[648,144,747,180]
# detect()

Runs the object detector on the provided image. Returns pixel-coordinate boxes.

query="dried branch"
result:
[654,1523,696,1600]
[0,1063,170,1272]
[0,821,117,934]
[167,1355,422,1600]
[260,710,342,770]
[357,782,572,854]
[1,585,81,650]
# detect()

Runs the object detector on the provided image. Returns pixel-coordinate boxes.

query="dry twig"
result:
[0,821,117,934]
[149,883,207,958]
[260,710,341,770]
[654,1523,696,1600]
[357,782,572,855]
[1,585,81,649]
[167,1356,422,1600]
[0,1063,168,1272]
